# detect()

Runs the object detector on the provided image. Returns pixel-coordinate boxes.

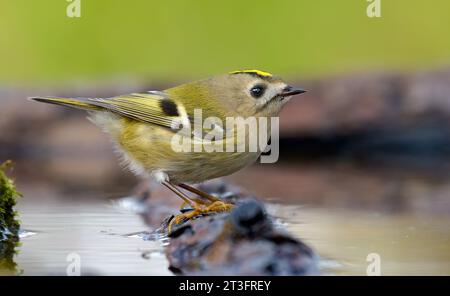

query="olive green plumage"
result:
[31,70,305,184]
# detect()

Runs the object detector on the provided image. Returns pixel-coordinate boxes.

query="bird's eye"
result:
[250,84,266,98]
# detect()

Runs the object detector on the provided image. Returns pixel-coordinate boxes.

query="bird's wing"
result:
[86,92,187,131]
[32,92,229,139]
[96,93,230,140]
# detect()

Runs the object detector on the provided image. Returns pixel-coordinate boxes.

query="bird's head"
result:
[166,70,306,119]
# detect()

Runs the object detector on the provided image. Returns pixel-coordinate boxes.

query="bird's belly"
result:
[114,120,263,183]
[165,150,261,183]
[124,145,260,183]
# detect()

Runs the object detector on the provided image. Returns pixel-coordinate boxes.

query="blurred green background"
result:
[1,0,449,84]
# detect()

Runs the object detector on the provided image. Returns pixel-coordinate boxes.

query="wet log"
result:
[136,180,318,276]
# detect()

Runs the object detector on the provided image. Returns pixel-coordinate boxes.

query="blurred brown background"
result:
[2,69,450,215]
[1,0,450,215]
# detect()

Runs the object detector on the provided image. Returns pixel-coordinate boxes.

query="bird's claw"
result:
[168,201,234,233]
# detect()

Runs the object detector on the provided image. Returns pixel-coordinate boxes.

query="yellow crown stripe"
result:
[229,69,273,77]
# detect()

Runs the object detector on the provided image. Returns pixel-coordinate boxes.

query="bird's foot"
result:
[168,205,203,233]
[168,201,235,233]
[204,200,235,213]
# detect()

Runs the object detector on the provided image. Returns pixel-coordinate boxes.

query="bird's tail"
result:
[30,96,102,111]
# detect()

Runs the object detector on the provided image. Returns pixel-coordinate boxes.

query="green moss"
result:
[0,160,22,275]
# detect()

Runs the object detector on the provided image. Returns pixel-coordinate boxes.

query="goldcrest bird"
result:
[31,70,306,230]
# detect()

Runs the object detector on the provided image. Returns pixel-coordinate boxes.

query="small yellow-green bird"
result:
[31,70,305,230]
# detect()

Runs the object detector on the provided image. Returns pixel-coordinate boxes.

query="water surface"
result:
[12,197,450,275]
[15,199,170,276]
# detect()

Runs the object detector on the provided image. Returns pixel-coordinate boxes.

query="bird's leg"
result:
[162,181,208,207]
[178,183,220,203]
[163,182,235,233]
[162,181,196,207]
[163,181,205,232]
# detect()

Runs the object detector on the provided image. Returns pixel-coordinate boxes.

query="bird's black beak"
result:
[280,86,307,97]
